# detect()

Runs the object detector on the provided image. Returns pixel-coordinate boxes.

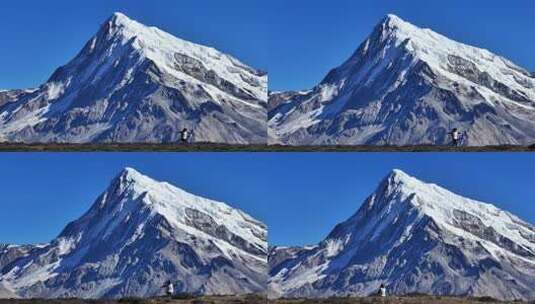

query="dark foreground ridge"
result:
[0,294,265,304]
[270,296,529,304]
[0,295,528,304]
[0,143,534,152]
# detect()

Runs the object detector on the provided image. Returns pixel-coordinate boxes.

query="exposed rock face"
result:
[0,13,267,144]
[0,168,268,299]
[269,170,535,300]
[269,15,535,146]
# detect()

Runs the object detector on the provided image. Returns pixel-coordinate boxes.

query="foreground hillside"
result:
[270,296,529,304]
[0,143,534,152]
[0,295,527,304]
[0,295,265,304]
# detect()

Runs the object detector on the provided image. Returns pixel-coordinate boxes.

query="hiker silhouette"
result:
[379,284,386,297]
[180,128,191,143]
[449,128,462,147]
[164,281,174,296]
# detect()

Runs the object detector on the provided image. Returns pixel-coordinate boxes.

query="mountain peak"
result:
[383,14,406,27]
[113,167,156,190]
[381,169,426,194]
[103,167,267,244]
[63,167,268,256]
[379,170,455,208]
[110,11,129,21]
[104,168,179,211]
[117,166,144,180]
[376,13,423,41]
[353,169,427,219]
[370,170,534,253]
[109,167,193,204]
[387,168,411,180]
[106,12,138,29]
[102,11,151,40]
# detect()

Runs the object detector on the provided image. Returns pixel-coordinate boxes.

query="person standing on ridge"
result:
[449,128,462,147]
[165,281,174,297]
[180,128,191,144]
[379,283,387,297]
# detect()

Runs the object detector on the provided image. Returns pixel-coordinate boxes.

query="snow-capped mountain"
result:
[0,168,268,298]
[269,14,535,146]
[269,170,535,300]
[0,13,267,144]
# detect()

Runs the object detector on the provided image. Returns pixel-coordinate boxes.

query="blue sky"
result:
[267,0,535,90]
[0,153,534,246]
[1,1,533,92]
[0,0,268,90]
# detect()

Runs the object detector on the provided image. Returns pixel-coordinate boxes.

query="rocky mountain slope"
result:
[269,15,535,146]
[0,13,267,144]
[0,168,268,298]
[269,170,535,300]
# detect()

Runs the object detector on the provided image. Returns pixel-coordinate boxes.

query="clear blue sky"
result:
[0,153,534,247]
[267,0,535,90]
[2,1,533,92]
[0,0,268,90]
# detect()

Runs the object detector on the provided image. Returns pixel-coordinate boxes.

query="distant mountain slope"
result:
[0,168,267,298]
[269,15,535,146]
[269,170,535,300]
[0,13,267,144]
